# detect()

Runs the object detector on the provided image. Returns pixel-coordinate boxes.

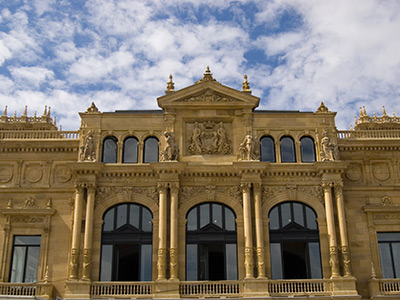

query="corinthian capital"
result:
[241,182,252,193]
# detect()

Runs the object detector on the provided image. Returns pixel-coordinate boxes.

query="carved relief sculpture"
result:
[80,132,96,162]
[160,131,179,161]
[239,132,259,161]
[320,133,339,161]
[188,121,231,155]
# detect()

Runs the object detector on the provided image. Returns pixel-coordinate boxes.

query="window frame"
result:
[122,136,139,163]
[280,136,296,163]
[143,136,159,163]
[102,136,118,163]
[260,136,276,162]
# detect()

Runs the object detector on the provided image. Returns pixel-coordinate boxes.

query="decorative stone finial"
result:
[2,106,7,116]
[43,106,47,116]
[359,107,363,117]
[202,66,214,81]
[85,102,100,113]
[382,105,387,116]
[165,74,175,94]
[23,106,27,116]
[354,116,358,125]
[242,75,251,93]
[47,107,51,117]
[1,106,7,122]
[363,106,367,116]
[316,101,329,113]
[7,198,12,209]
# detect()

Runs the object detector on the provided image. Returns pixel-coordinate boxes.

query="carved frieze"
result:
[179,185,241,206]
[177,90,237,103]
[96,186,158,202]
[263,185,323,203]
[187,121,232,155]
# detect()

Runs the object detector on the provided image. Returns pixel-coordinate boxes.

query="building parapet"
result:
[337,130,400,140]
[0,130,79,140]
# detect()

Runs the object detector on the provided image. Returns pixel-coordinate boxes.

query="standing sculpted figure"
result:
[216,122,229,153]
[160,131,179,161]
[188,122,203,154]
[239,133,253,160]
[80,132,96,161]
[320,136,338,161]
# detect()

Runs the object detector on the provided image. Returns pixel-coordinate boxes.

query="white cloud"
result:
[10,66,54,89]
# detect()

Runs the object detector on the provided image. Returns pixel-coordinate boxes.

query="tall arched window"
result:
[100,203,152,281]
[143,137,159,163]
[280,136,296,163]
[186,203,237,281]
[102,136,118,163]
[123,137,138,163]
[269,202,322,279]
[300,136,316,162]
[260,136,276,162]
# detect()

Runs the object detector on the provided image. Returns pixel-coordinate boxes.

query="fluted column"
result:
[157,183,168,280]
[335,182,352,276]
[69,184,84,280]
[253,183,266,278]
[82,185,96,280]
[322,182,340,277]
[241,182,254,279]
[170,183,179,280]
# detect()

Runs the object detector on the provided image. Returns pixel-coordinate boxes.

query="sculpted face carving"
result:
[187,121,232,155]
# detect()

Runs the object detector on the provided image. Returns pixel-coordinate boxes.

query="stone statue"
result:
[239,132,259,161]
[320,135,338,161]
[80,132,96,162]
[188,122,203,154]
[160,131,179,161]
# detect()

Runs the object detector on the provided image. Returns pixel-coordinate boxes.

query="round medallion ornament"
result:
[55,166,72,183]
[345,163,362,182]
[0,166,13,183]
[25,166,43,183]
[372,163,390,181]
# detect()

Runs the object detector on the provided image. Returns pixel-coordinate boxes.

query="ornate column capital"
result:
[321,181,334,191]
[158,183,169,194]
[241,182,252,193]
[253,182,262,194]
[74,183,85,193]
[170,183,179,194]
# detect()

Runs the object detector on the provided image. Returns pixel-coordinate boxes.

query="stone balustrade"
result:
[91,281,153,297]
[337,129,400,139]
[0,130,79,140]
[180,280,242,297]
[0,282,53,299]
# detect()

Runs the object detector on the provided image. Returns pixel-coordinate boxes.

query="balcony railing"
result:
[337,130,400,139]
[91,281,154,297]
[0,130,79,140]
[268,279,330,296]
[180,280,242,297]
[379,279,400,295]
[0,282,53,299]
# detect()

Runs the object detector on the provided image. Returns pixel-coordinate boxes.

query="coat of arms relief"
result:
[187,121,232,155]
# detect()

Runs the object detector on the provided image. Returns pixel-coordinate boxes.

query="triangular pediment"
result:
[157,78,260,110]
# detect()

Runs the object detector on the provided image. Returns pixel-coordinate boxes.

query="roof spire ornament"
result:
[165,74,175,94]
[47,107,51,117]
[85,102,100,113]
[242,74,251,93]
[1,106,7,122]
[43,106,47,116]
[316,101,330,113]
[202,66,214,81]
[382,105,387,116]
[363,106,367,116]
[23,106,27,116]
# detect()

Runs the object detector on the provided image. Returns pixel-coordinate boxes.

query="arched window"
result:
[186,203,237,281]
[102,136,118,163]
[143,137,159,163]
[260,136,276,162]
[269,202,322,279]
[280,136,296,163]
[123,137,138,163]
[100,203,152,281]
[300,136,316,162]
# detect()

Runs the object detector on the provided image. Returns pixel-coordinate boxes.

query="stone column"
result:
[169,183,179,280]
[335,182,352,276]
[253,183,266,278]
[82,185,96,280]
[322,182,340,277]
[157,183,168,280]
[241,182,254,279]
[69,184,84,280]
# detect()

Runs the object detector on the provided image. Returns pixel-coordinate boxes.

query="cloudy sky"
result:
[1,0,400,130]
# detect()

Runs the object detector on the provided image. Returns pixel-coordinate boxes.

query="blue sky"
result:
[1,0,400,130]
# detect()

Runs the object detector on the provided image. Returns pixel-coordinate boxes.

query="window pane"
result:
[14,236,41,245]
[123,137,138,163]
[306,206,318,230]
[293,203,304,227]
[212,204,222,228]
[378,232,400,242]
[10,247,26,282]
[260,137,275,162]
[116,204,127,229]
[224,208,236,231]
[379,243,394,278]
[226,244,238,280]
[144,137,159,163]
[103,137,118,163]
[281,203,291,227]
[309,243,322,278]
[25,247,40,282]
[103,209,114,231]
[100,245,113,281]
[142,208,152,232]
[140,244,152,281]
[280,137,296,162]
[300,137,316,162]
[187,208,197,231]
[269,207,279,230]
[392,243,400,278]
[186,245,198,280]
[200,204,210,228]
[129,205,140,229]
[270,243,283,279]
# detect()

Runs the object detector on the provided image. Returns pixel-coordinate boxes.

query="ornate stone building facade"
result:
[0,68,399,300]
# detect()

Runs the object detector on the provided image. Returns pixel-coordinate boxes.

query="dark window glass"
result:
[186,203,237,280]
[280,136,296,162]
[100,203,153,281]
[260,136,276,162]
[269,202,322,279]
[143,137,159,163]
[378,232,400,278]
[300,136,316,162]
[123,137,138,163]
[102,136,118,163]
[10,236,41,283]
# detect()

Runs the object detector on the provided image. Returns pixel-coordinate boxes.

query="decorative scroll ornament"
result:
[320,131,339,161]
[188,121,232,155]
[160,131,179,161]
[239,132,260,161]
[80,131,96,162]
